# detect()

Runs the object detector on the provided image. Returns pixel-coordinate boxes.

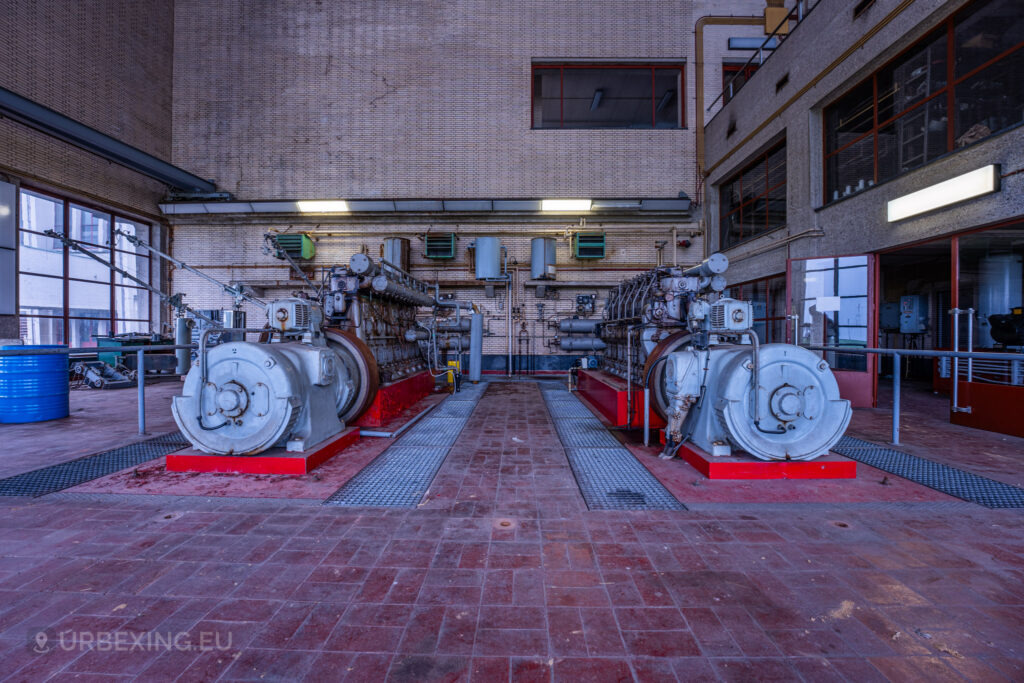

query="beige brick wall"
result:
[0,0,175,218]
[171,0,702,199]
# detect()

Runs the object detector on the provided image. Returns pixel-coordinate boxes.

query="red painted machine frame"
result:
[576,368,666,429]
[167,426,360,475]
[677,443,857,480]
[354,371,435,428]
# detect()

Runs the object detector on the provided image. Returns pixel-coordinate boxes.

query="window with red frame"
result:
[726,273,788,343]
[722,63,758,104]
[824,0,1024,203]
[17,188,153,346]
[531,64,684,129]
[719,139,786,250]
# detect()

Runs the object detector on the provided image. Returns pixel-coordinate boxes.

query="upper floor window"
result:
[722,63,759,104]
[719,140,786,250]
[532,64,684,129]
[824,0,1024,203]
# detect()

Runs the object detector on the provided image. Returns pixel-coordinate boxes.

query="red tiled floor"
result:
[0,380,1023,681]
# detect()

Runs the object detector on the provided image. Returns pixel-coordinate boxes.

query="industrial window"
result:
[726,273,787,343]
[17,188,152,346]
[531,64,684,129]
[722,63,759,104]
[719,140,786,250]
[824,0,1024,203]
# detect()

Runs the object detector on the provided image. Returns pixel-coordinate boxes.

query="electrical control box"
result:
[899,295,927,334]
[880,302,901,332]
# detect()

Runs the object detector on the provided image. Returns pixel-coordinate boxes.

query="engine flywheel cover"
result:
[325,327,380,424]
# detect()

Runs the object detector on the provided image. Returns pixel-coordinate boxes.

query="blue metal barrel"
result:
[0,345,70,423]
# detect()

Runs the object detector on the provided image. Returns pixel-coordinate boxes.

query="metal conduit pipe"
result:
[469,313,483,383]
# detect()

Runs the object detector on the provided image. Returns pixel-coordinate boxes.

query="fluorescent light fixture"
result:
[887,165,1000,222]
[296,200,349,213]
[541,199,592,212]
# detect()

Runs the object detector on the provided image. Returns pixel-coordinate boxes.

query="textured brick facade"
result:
[0,0,175,217]
[166,1,770,359]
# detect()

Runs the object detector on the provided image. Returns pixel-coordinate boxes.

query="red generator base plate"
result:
[577,369,666,429]
[355,371,435,428]
[166,427,360,475]
[678,443,857,480]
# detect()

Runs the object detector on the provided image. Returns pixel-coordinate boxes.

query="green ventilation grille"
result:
[572,232,606,259]
[273,233,315,260]
[425,233,456,259]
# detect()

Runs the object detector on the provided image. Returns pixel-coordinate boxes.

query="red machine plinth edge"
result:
[354,371,435,428]
[166,427,360,475]
[576,368,666,429]
[677,443,856,480]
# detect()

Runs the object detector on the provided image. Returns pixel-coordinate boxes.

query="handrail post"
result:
[137,348,146,435]
[891,352,900,445]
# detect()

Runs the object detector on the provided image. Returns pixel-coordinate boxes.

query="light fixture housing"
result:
[296,200,349,213]
[887,165,1000,222]
[541,199,592,213]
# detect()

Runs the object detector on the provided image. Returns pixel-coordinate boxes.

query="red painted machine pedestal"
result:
[577,369,665,429]
[677,443,857,480]
[355,371,435,428]
[166,427,360,475]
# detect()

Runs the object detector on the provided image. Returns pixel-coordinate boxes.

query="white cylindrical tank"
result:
[978,254,1023,348]
[474,237,503,280]
[172,341,352,455]
[382,237,411,272]
[531,237,556,280]
[662,343,851,461]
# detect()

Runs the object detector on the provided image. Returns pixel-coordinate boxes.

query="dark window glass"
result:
[532,68,561,129]
[876,30,947,123]
[654,69,680,128]
[824,0,1024,204]
[954,48,1024,146]
[955,0,1024,77]
[532,65,683,129]
[722,63,758,104]
[719,141,786,249]
[825,80,873,154]
[826,134,874,201]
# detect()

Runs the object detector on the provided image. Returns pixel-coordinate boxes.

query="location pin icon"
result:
[34,631,49,653]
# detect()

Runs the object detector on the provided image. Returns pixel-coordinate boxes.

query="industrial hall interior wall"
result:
[162,0,770,368]
[0,0,172,340]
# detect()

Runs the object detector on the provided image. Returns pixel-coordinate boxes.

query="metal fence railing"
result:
[0,344,193,436]
[803,346,1024,445]
[707,0,822,113]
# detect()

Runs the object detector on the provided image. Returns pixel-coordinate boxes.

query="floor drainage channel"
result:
[323,383,487,508]
[541,387,686,512]
[0,432,189,498]
[833,436,1024,509]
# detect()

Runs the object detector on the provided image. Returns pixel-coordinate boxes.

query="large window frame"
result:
[823,0,1024,204]
[718,139,787,250]
[17,187,153,346]
[531,63,686,130]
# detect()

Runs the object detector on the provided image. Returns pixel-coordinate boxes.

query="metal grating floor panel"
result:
[554,420,622,449]
[324,388,484,508]
[542,391,685,511]
[545,400,597,419]
[833,436,1024,509]
[0,432,189,498]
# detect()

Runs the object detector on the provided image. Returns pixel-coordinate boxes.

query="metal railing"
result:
[0,344,194,436]
[706,0,821,112]
[803,345,1024,445]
